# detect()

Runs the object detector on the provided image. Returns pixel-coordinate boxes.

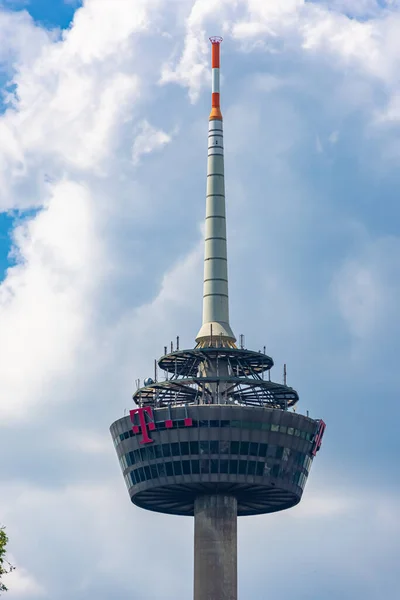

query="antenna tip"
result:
[209,36,223,45]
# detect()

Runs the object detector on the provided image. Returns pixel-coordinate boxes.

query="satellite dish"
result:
[144,377,154,386]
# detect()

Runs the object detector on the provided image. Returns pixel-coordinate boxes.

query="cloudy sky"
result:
[0,0,399,598]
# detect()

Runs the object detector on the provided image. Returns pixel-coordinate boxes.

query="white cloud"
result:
[132,119,172,165]
[3,563,46,598]
[0,9,51,69]
[3,566,45,598]
[63,0,159,63]
[0,180,106,420]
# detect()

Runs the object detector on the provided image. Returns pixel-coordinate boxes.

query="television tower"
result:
[110,37,325,600]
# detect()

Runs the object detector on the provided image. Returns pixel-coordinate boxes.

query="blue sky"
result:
[0,0,81,28]
[0,1,399,599]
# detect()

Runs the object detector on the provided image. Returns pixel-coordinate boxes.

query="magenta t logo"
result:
[312,420,326,456]
[130,407,156,445]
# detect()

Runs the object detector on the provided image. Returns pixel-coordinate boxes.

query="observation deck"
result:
[110,346,325,517]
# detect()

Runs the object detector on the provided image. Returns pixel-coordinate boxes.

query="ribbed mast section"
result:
[196,37,236,348]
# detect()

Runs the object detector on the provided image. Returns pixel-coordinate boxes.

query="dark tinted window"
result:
[157,463,166,477]
[276,446,284,460]
[190,441,199,455]
[258,443,268,457]
[147,446,155,460]
[165,463,173,477]
[267,445,277,458]
[220,420,230,427]
[240,442,249,455]
[292,451,302,465]
[247,461,256,475]
[200,459,209,474]
[173,462,182,476]
[211,459,219,473]
[231,441,240,454]
[238,460,247,475]
[182,460,191,475]
[229,460,238,475]
[220,460,229,473]
[271,464,280,478]
[171,443,180,456]
[199,420,208,428]
[154,445,162,459]
[210,420,219,427]
[192,460,200,474]
[256,462,264,476]
[210,441,219,454]
[150,464,158,478]
[144,466,151,480]
[200,441,209,454]
[140,448,147,461]
[180,442,189,455]
[249,442,258,456]
[162,444,171,457]
[220,441,229,454]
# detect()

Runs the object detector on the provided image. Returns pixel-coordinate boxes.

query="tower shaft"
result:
[194,495,237,600]
[196,37,236,347]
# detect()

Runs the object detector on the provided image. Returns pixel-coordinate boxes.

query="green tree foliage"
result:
[0,527,15,594]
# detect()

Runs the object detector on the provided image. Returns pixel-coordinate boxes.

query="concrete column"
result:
[194,495,237,600]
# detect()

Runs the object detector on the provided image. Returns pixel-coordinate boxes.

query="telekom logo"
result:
[130,407,193,445]
[311,420,326,456]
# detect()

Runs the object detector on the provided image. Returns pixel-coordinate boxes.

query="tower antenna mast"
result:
[196,36,236,348]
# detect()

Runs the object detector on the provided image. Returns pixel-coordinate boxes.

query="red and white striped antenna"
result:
[209,36,223,122]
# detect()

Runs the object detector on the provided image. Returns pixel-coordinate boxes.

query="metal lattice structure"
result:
[133,347,299,409]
